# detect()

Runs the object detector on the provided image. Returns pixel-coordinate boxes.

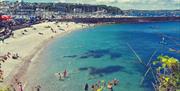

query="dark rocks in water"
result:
[80,49,109,59]
[79,55,89,59]
[110,52,122,59]
[63,55,78,58]
[79,49,122,59]
[79,65,124,77]
[89,65,123,76]
[78,67,89,71]
[63,49,122,60]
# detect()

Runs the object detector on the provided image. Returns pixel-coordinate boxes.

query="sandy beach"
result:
[0,21,91,87]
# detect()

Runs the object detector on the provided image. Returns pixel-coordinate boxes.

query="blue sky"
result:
[4,0,180,10]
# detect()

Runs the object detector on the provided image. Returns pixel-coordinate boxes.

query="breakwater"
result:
[56,17,180,23]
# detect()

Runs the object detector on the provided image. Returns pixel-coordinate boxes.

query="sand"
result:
[0,21,91,87]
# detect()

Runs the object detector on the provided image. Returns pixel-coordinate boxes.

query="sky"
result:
[4,0,180,10]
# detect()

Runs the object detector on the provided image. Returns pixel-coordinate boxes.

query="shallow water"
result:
[25,21,180,91]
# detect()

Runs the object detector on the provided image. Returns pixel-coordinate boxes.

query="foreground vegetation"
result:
[153,55,180,91]
[0,86,11,91]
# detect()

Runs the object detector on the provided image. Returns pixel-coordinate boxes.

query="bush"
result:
[153,55,180,90]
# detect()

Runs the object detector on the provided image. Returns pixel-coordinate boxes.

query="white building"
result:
[0,0,4,2]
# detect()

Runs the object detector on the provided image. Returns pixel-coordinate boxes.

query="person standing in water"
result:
[18,82,23,91]
[63,69,67,78]
[107,82,113,91]
[58,73,63,80]
[84,83,89,91]
[35,85,41,91]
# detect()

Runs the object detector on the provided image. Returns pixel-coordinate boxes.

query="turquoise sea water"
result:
[25,21,180,91]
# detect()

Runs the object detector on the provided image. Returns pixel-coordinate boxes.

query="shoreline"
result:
[0,21,93,89]
[8,36,50,88]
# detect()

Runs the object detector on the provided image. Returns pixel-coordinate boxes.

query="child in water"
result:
[57,69,68,80]
[58,73,64,80]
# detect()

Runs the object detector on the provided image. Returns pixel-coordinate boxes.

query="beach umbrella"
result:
[0,15,12,21]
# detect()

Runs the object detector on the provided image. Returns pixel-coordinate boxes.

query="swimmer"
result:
[98,80,101,87]
[107,82,113,91]
[91,84,94,89]
[112,78,119,86]
[91,84,97,91]
[84,83,88,91]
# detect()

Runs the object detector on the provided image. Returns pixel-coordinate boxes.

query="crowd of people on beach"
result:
[0,22,93,91]
[6,69,120,91]
[55,69,120,91]
[10,78,42,91]
[0,27,12,43]
[0,52,19,82]
[0,21,83,44]
[84,79,119,91]
[0,52,19,62]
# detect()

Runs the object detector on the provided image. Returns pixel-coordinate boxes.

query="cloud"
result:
[96,0,117,3]
[95,0,139,3]
[93,0,180,10]
[95,0,180,4]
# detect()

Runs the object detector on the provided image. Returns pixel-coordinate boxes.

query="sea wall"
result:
[56,17,180,23]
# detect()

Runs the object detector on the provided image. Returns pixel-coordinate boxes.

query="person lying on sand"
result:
[33,27,37,30]
[0,52,12,62]
[0,69,4,81]
[24,29,28,32]
[57,25,60,27]
[38,32,43,35]
[21,32,25,35]
[12,53,19,59]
